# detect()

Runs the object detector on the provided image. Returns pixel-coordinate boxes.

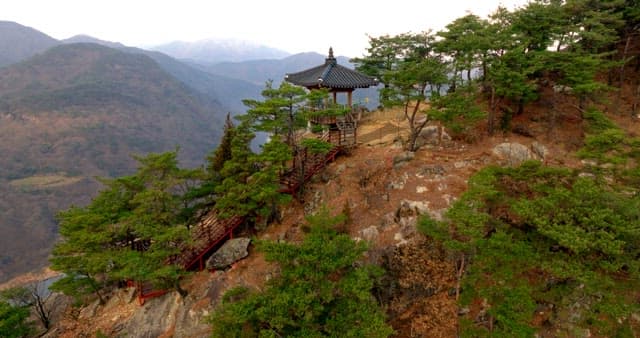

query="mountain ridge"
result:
[151,38,291,63]
[0,42,227,282]
[190,52,380,109]
[0,21,58,67]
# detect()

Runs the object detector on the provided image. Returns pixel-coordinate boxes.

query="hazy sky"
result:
[3,0,530,57]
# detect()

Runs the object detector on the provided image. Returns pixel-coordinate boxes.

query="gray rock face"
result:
[492,142,534,166]
[205,238,251,270]
[304,190,324,215]
[122,293,183,338]
[120,291,212,338]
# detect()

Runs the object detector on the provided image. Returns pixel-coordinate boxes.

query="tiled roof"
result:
[285,48,378,90]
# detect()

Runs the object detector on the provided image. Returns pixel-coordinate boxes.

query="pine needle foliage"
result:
[420,160,640,336]
[210,209,393,338]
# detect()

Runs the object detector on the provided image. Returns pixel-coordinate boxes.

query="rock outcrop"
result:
[205,238,251,270]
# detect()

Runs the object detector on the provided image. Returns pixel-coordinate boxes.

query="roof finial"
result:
[325,47,336,65]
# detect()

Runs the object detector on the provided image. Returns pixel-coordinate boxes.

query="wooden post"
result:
[333,91,337,104]
[354,124,357,144]
[347,90,353,108]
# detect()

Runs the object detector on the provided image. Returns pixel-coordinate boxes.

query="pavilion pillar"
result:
[332,91,337,104]
[347,90,353,108]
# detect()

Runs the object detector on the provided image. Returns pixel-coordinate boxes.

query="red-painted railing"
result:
[134,211,244,304]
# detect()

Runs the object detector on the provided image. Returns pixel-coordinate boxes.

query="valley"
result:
[0,21,380,284]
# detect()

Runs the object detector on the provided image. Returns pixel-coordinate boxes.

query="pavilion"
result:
[285,47,378,108]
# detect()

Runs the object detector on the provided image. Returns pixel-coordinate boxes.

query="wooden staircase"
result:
[135,210,244,304]
[173,212,245,271]
[279,145,341,195]
[135,113,358,304]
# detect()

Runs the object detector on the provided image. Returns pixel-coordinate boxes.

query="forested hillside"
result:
[0,43,226,283]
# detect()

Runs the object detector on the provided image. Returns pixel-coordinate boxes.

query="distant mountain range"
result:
[193,52,380,108]
[65,33,264,114]
[62,34,127,49]
[0,21,58,67]
[151,38,291,63]
[0,21,381,283]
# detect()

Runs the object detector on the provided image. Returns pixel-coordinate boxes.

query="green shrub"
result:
[210,209,392,338]
[421,161,640,336]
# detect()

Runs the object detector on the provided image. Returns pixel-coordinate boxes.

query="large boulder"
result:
[492,142,534,166]
[417,125,451,146]
[531,141,548,160]
[205,237,251,270]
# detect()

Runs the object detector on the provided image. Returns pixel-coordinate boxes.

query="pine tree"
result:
[207,113,235,176]
[420,161,640,335]
[436,14,490,85]
[242,80,307,147]
[372,31,448,151]
[51,151,199,300]
[214,122,259,219]
[214,120,292,222]
[0,301,33,338]
[210,209,393,337]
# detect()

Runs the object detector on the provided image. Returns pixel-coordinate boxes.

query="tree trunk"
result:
[95,288,105,305]
[88,274,105,304]
[450,66,459,93]
[174,280,188,298]
[31,289,51,330]
[406,98,427,152]
[287,104,294,147]
[270,201,281,224]
[455,254,465,301]
[481,58,488,84]
[615,35,632,115]
[488,86,496,135]
[547,91,558,137]
[578,94,586,116]
[633,83,640,118]
[517,98,524,115]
